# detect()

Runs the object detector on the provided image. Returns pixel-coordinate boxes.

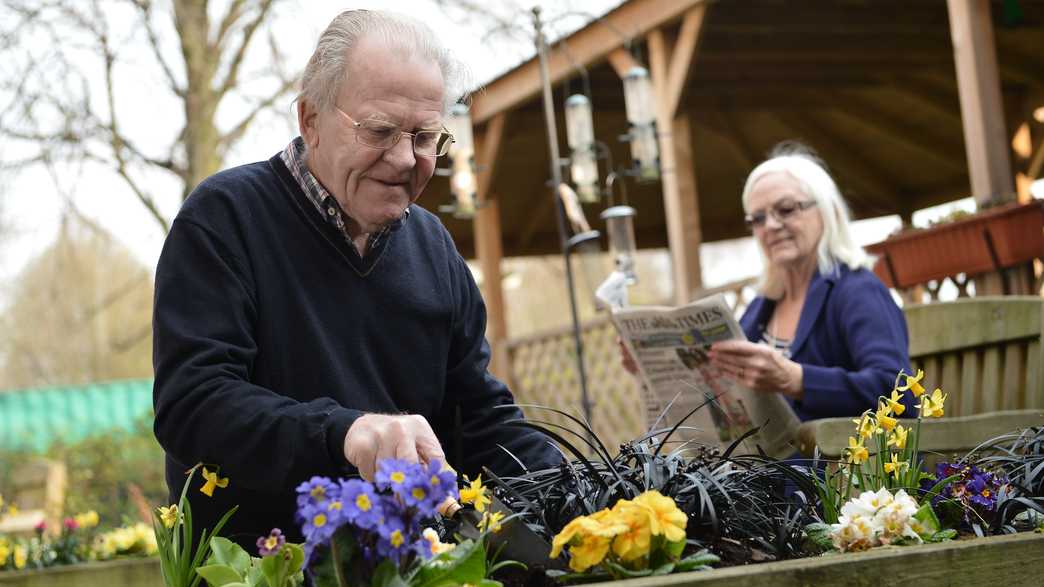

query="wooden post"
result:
[947,0,1016,207]
[646,5,707,304]
[473,113,509,380]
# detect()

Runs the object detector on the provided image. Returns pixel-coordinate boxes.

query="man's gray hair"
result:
[741,142,875,297]
[299,10,470,115]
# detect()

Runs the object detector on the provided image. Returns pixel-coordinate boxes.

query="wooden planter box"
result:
[587,531,1044,586]
[2,532,1042,586]
[0,557,162,587]
[866,200,1044,289]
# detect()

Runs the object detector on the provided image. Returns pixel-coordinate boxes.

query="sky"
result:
[0,0,1037,304]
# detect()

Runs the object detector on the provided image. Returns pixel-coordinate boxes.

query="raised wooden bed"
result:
[587,531,1044,586]
[0,557,162,587]
[2,532,1042,586]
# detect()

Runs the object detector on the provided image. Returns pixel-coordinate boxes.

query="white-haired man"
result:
[152,10,560,550]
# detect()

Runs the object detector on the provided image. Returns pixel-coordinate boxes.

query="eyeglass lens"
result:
[746,200,807,228]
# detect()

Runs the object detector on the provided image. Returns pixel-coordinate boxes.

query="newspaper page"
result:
[610,293,800,459]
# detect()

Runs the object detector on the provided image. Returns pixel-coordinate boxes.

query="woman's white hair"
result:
[741,142,874,298]
[299,9,471,115]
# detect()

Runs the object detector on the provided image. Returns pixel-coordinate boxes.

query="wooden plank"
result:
[585,529,1044,587]
[906,297,1041,356]
[1001,342,1027,410]
[798,409,1044,460]
[473,113,509,380]
[959,349,981,417]
[475,113,507,204]
[663,6,707,119]
[946,0,1016,205]
[468,0,709,124]
[1029,339,1044,408]
[941,353,962,415]
[981,346,1002,412]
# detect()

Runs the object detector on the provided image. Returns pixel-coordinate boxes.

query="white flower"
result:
[830,513,878,552]
[842,487,894,519]
[874,490,921,544]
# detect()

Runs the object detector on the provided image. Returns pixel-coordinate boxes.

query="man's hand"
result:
[709,340,804,401]
[344,414,447,480]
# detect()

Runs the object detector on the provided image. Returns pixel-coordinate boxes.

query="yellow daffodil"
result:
[632,490,687,543]
[0,539,10,567]
[897,369,926,397]
[479,510,505,533]
[846,436,869,465]
[883,452,909,479]
[13,545,27,570]
[919,389,946,418]
[200,467,229,497]
[852,413,875,440]
[885,390,906,416]
[74,510,100,529]
[888,425,909,450]
[157,504,179,529]
[875,407,898,433]
[459,474,490,513]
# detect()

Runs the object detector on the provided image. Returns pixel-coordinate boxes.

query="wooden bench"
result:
[798,296,1044,460]
[0,458,66,537]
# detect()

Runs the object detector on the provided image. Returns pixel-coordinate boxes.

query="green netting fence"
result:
[0,379,154,453]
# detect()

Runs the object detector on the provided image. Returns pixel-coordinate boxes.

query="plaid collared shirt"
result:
[279,137,408,249]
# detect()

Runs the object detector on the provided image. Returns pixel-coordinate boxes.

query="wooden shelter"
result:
[421,0,1044,375]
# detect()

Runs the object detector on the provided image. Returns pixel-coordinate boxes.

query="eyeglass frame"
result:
[334,106,455,158]
[744,198,818,230]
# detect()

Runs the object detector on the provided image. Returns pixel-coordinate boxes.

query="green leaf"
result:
[371,560,409,587]
[209,537,252,574]
[663,537,685,559]
[928,529,957,542]
[602,560,653,579]
[412,538,488,587]
[474,581,503,587]
[803,522,835,551]
[260,554,286,587]
[913,503,942,534]
[675,550,720,571]
[196,564,246,586]
[244,561,264,587]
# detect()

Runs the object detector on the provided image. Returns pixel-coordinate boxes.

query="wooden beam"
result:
[663,6,707,118]
[475,113,507,203]
[649,18,707,301]
[607,48,640,78]
[469,0,710,124]
[947,0,1016,206]
[472,113,509,379]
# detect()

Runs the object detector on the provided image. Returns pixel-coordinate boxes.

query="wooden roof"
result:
[425,0,1044,258]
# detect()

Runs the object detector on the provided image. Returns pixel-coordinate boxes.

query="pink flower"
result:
[64,517,79,531]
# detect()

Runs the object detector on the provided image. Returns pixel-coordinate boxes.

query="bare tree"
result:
[0,0,299,233]
[0,215,155,389]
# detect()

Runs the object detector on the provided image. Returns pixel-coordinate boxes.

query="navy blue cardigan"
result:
[739,265,913,421]
[152,154,559,549]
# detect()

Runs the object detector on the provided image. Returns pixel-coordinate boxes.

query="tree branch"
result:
[215,0,277,100]
[218,72,298,155]
[132,0,186,98]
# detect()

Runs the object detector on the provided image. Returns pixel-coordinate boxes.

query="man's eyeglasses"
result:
[744,199,817,230]
[335,107,455,157]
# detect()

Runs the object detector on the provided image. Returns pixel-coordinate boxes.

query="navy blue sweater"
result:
[153,154,559,548]
[740,265,915,421]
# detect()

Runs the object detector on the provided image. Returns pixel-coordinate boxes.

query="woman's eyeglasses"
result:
[745,199,817,230]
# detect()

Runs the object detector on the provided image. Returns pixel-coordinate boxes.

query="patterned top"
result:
[279,136,408,250]
[759,331,792,359]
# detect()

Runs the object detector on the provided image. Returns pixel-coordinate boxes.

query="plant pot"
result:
[584,531,1044,586]
[865,200,1044,289]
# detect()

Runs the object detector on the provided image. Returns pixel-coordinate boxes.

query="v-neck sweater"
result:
[153,154,559,548]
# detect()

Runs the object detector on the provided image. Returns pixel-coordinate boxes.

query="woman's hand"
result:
[617,336,639,375]
[708,340,804,400]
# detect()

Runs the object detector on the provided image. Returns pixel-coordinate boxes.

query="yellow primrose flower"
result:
[897,369,926,397]
[919,389,946,418]
[550,511,627,559]
[888,425,909,450]
[610,502,654,562]
[632,490,687,543]
[883,453,909,479]
[422,528,455,555]
[13,545,27,570]
[568,534,613,572]
[846,436,869,465]
[75,510,100,529]
[851,413,875,440]
[158,505,179,529]
[885,390,906,416]
[459,475,490,513]
[200,467,229,497]
[479,510,505,533]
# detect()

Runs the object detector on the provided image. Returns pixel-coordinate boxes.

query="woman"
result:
[706,145,912,421]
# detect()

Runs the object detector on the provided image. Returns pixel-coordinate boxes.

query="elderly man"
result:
[152,10,560,550]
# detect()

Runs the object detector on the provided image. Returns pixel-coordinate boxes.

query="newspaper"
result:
[610,294,800,459]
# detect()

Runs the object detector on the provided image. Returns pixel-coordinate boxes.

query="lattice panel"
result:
[507,317,646,456]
